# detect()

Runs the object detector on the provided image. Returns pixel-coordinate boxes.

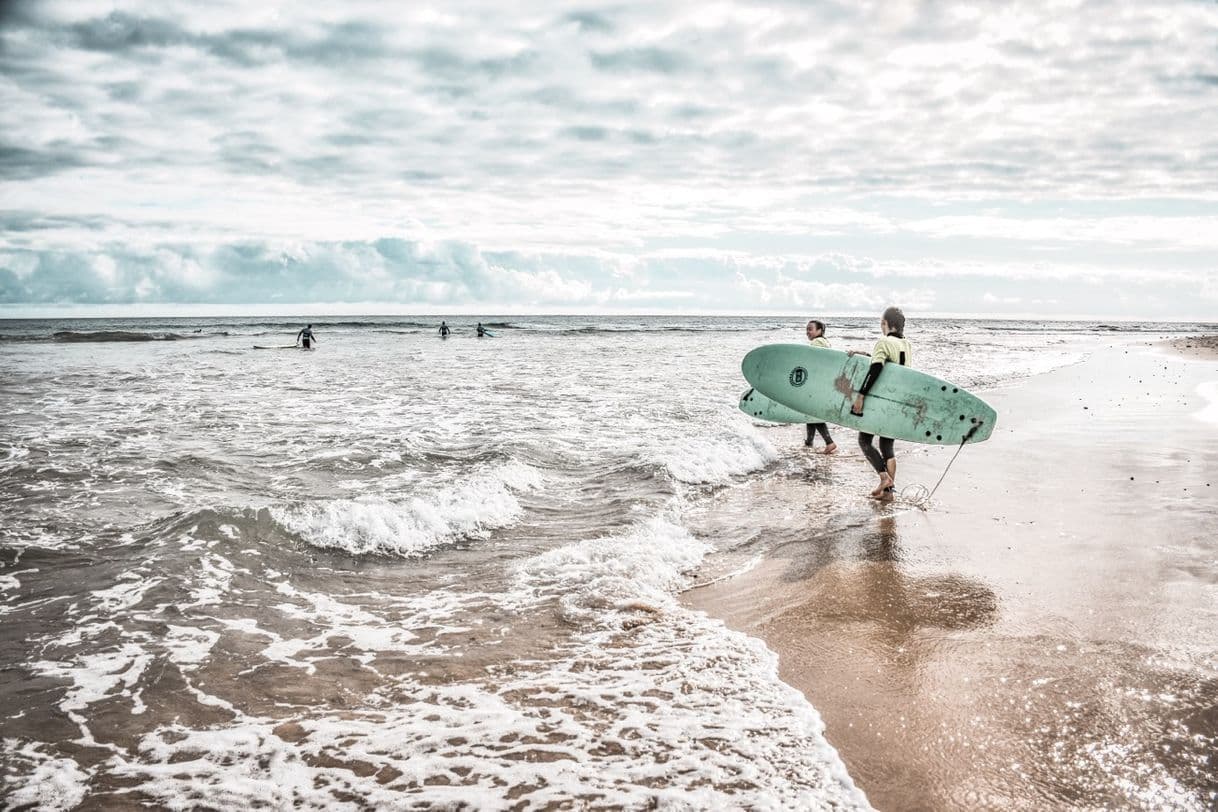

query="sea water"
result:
[0,315,1205,808]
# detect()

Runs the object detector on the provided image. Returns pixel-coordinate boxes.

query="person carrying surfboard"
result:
[804,320,838,454]
[296,324,317,350]
[847,306,911,501]
[476,323,486,338]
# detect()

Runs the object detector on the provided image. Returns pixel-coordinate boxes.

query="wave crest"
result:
[272,462,542,557]
[515,516,709,621]
[655,422,778,485]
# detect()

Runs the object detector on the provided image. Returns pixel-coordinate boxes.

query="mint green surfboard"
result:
[739,387,816,423]
[741,344,996,445]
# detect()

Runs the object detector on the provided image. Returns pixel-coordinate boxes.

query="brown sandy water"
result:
[688,339,1218,810]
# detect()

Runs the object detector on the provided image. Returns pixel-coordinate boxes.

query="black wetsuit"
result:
[805,337,834,447]
[439,325,450,337]
[806,423,834,446]
[297,327,314,348]
[857,332,908,475]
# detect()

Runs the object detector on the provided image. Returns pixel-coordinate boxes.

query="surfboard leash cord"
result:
[902,422,983,509]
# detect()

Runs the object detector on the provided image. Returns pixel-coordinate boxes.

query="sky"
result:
[1,0,1217,318]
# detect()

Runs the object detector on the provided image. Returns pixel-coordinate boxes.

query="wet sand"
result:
[1166,334,1218,360]
[688,339,1218,810]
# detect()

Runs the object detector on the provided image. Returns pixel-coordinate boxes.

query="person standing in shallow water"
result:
[848,306,911,501]
[296,324,317,349]
[439,321,451,338]
[803,320,837,454]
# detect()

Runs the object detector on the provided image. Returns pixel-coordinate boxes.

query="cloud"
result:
[4,236,1213,318]
[1,1,1217,315]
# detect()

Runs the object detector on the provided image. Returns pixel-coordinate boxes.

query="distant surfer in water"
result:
[476,323,486,338]
[296,324,317,350]
[804,320,837,454]
[848,306,911,501]
[439,321,451,338]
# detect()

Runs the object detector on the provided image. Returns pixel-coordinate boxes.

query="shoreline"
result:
[687,338,1218,809]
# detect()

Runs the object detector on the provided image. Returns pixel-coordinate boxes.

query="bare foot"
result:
[877,487,895,503]
[869,474,893,497]
[823,443,837,455]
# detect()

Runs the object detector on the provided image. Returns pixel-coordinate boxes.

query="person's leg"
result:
[816,423,837,454]
[878,437,896,499]
[858,432,886,496]
[805,423,816,446]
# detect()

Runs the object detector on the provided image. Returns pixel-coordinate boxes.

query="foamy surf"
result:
[24,515,869,811]
[654,420,779,485]
[272,461,543,556]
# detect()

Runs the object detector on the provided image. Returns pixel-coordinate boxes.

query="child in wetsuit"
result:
[848,307,911,500]
[803,320,837,454]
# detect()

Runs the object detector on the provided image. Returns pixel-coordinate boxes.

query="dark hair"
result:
[808,319,826,334]
[881,307,904,334]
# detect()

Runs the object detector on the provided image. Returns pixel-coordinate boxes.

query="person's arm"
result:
[851,342,890,414]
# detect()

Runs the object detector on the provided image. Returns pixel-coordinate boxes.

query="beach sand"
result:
[1166,334,1218,360]
[688,339,1218,810]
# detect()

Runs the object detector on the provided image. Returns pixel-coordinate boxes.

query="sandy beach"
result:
[688,337,1218,810]
[1166,334,1218,360]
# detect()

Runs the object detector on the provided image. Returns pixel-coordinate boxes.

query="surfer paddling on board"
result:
[296,324,317,350]
[804,320,837,454]
[847,306,911,501]
[439,321,451,338]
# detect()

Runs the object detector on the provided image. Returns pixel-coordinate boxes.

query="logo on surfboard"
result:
[789,367,808,387]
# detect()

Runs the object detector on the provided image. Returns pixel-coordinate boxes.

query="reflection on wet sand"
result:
[689,507,1217,810]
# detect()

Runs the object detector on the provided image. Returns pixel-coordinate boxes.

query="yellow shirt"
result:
[809,336,830,349]
[871,334,911,367]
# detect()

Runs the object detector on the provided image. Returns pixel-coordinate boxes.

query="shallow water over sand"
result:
[1,315,1211,807]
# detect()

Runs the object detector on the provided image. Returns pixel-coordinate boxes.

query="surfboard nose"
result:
[741,343,802,383]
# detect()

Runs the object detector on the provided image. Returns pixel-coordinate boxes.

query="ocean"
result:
[0,315,1210,808]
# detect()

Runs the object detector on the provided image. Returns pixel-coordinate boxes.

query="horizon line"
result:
[0,304,1214,324]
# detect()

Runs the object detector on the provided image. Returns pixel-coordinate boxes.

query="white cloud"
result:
[1,1,1217,316]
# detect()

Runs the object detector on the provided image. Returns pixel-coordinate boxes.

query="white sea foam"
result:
[112,599,869,810]
[655,420,778,485]
[0,571,24,592]
[272,461,542,556]
[1,739,90,811]
[31,642,153,714]
[89,574,161,614]
[162,625,221,670]
[87,511,869,809]
[109,615,870,810]
[178,552,235,608]
[514,515,710,620]
[1194,381,1218,425]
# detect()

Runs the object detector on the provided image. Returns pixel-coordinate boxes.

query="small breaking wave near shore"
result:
[272,461,544,557]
